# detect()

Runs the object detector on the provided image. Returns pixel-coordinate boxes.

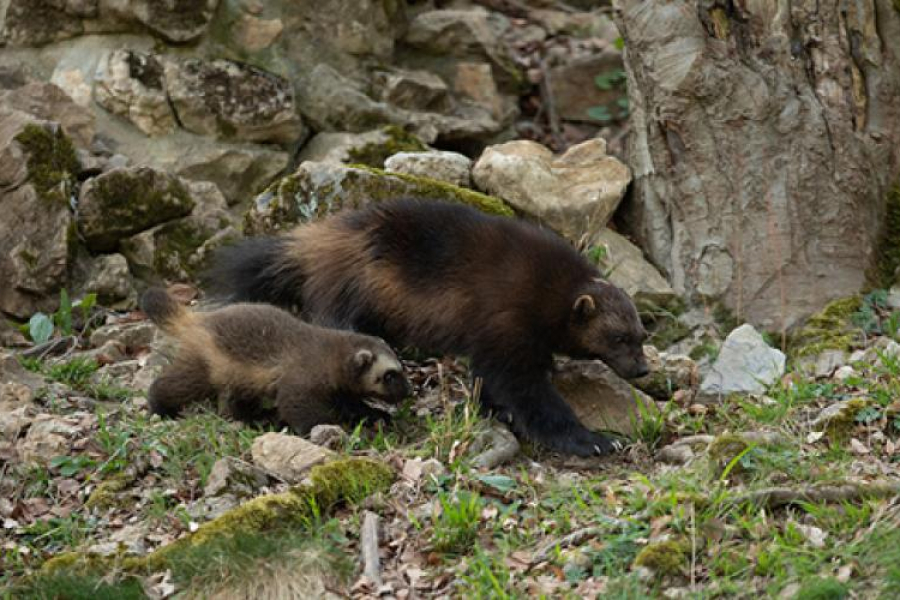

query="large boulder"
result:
[472,138,631,242]
[0,111,79,318]
[77,166,195,253]
[592,229,676,308]
[164,58,306,145]
[700,324,786,398]
[94,50,175,137]
[244,161,512,236]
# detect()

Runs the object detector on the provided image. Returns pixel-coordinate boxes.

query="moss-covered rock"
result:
[810,397,873,443]
[243,161,512,235]
[33,457,393,588]
[298,126,429,168]
[14,123,80,206]
[788,296,862,359]
[78,167,195,253]
[632,539,688,576]
[85,476,132,511]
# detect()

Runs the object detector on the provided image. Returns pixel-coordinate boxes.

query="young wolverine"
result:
[139,287,410,434]
[208,199,649,456]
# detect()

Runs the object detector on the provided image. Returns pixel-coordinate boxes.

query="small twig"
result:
[531,517,634,565]
[19,335,78,359]
[360,511,382,587]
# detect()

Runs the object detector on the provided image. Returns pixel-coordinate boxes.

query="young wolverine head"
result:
[349,339,410,403]
[565,279,650,380]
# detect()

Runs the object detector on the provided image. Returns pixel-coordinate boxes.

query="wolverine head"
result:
[349,339,411,403]
[565,279,650,379]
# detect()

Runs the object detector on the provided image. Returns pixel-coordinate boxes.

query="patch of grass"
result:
[46,357,99,387]
[795,577,849,600]
[457,547,518,599]
[11,573,146,600]
[432,490,483,554]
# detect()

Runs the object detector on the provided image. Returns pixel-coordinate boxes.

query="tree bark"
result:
[615,0,900,331]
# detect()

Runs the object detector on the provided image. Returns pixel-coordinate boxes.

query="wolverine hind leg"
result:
[147,355,215,418]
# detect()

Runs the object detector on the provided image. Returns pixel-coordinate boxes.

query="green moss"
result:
[632,539,687,576]
[819,397,872,443]
[795,577,849,600]
[151,219,210,280]
[708,433,753,473]
[346,125,428,168]
[351,165,513,216]
[788,296,861,359]
[14,123,80,205]
[31,457,394,585]
[868,184,900,289]
[85,476,131,511]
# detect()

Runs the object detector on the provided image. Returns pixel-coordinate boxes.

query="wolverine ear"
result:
[572,294,596,320]
[353,349,374,371]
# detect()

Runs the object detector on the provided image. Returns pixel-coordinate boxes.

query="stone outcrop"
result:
[472,138,631,243]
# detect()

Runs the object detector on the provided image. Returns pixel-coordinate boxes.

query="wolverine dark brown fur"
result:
[208,199,649,456]
[139,288,410,434]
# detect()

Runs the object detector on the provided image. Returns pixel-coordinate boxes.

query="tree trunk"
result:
[615,0,900,332]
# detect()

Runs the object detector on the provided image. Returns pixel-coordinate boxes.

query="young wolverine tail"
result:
[139,287,187,333]
[203,236,305,308]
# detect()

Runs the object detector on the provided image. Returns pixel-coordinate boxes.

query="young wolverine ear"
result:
[353,349,374,371]
[572,294,596,320]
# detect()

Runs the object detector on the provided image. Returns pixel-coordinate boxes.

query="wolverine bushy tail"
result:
[204,236,305,308]
[140,287,187,332]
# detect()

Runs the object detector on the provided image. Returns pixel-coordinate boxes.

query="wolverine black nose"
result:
[632,365,650,379]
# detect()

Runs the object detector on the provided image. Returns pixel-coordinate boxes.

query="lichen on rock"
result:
[78,167,196,253]
[14,123,80,205]
[244,161,512,235]
[788,297,862,359]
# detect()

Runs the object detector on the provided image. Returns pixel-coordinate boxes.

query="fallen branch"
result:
[531,516,634,565]
[360,511,382,587]
[19,335,78,359]
[726,481,900,508]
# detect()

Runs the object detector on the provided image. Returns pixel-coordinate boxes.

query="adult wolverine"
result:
[208,199,650,456]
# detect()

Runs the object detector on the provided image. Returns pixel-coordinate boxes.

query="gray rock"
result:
[251,432,335,483]
[814,350,848,379]
[548,52,626,124]
[633,346,698,400]
[591,229,676,308]
[402,8,521,90]
[90,321,157,351]
[699,324,786,397]
[308,424,349,450]
[121,180,238,282]
[297,128,427,168]
[94,50,175,137]
[0,109,78,318]
[78,166,195,252]
[0,81,95,147]
[74,253,137,307]
[472,139,631,243]
[204,457,269,498]
[0,0,218,46]
[373,69,453,113]
[385,150,472,188]
[552,358,658,437]
[165,58,306,145]
[0,353,45,390]
[295,64,501,145]
[468,425,520,469]
[401,457,447,483]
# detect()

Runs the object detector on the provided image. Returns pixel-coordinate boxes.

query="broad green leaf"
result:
[474,474,517,494]
[29,313,54,344]
[586,105,613,122]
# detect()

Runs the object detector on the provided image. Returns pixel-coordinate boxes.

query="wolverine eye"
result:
[383,371,397,384]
